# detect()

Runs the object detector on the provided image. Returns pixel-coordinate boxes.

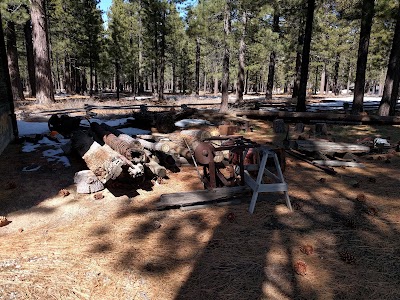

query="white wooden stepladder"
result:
[244,146,292,213]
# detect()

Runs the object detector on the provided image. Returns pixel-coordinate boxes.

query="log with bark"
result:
[91,122,145,163]
[71,131,125,183]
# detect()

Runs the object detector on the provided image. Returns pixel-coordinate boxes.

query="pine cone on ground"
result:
[0,216,10,227]
[292,201,304,211]
[294,261,307,276]
[5,182,17,190]
[356,193,366,202]
[226,213,236,223]
[368,177,376,183]
[339,250,356,264]
[344,218,357,229]
[300,244,314,255]
[94,193,104,200]
[365,206,378,216]
[59,189,70,197]
[318,178,326,183]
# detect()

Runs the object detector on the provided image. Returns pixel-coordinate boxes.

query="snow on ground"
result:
[18,117,150,168]
[22,136,71,167]
[17,121,50,136]
[175,119,212,128]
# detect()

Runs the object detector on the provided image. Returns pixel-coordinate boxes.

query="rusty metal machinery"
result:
[194,136,259,189]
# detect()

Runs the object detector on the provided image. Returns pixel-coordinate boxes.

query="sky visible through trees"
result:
[1,0,400,115]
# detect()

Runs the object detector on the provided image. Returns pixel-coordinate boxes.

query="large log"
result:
[91,122,145,163]
[145,159,167,178]
[236,110,400,125]
[295,140,370,154]
[71,131,125,183]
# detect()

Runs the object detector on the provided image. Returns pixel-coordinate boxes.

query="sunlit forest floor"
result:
[1,93,399,299]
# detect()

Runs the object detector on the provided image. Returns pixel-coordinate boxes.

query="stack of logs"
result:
[71,122,215,193]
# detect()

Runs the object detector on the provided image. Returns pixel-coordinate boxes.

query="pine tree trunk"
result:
[265,51,276,100]
[195,37,200,96]
[24,20,36,97]
[320,64,326,94]
[95,68,98,93]
[30,0,54,104]
[352,0,375,114]
[115,61,120,100]
[203,72,207,93]
[236,11,247,103]
[333,53,340,95]
[266,13,279,100]
[220,0,231,113]
[378,4,400,116]
[214,73,218,95]
[0,12,18,139]
[346,62,351,94]
[5,20,25,101]
[172,62,176,94]
[55,54,62,92]
[89,55,94,96]
[296,0,315,112]
[158,9,166,101]
[292,21,304,98]
[244,69,249,94]
[81,68,87,94]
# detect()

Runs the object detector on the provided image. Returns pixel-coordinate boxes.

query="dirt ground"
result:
[1,96,400,300]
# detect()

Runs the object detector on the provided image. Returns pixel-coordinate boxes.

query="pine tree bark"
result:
[351,0,375,115]
[236,11,247,103]
[292,19,305,99]
[30,0,54,104]
[320,64,326,94]
[0,12,18,139]
[378,3,400,116]
[333,53,340,95]
[220,0,231,113]
[195,37,200,96]
[158,9,166,101]
[115,61,120,100]
[5,20,25,101]
[24,20,36,97]
[266,12,279,100]
[296,0,315,112]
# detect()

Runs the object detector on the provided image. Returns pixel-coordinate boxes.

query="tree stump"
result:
[273,119,286,133]
[295,123,305,133]
[315,123,328,135]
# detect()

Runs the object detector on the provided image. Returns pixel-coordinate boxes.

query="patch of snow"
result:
[42,148,71,167]
[119,128,151,136]
[22,165,41,172]
[175,119,213,128]
[17,121,49,136]
[22,142,40,153]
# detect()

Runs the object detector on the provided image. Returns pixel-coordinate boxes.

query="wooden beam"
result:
[236,110,400,125]
[312,160,365,168]
[295,140,370,154]
[156,186,250,209]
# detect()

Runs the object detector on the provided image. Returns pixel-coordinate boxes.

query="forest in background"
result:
[1,0,400,115]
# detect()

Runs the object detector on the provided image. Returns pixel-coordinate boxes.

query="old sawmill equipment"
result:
[193,136,259,189]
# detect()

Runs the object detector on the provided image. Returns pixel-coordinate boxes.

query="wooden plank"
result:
[295,140,370,153]
[157,186,250,208]
[312,160,365,168]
